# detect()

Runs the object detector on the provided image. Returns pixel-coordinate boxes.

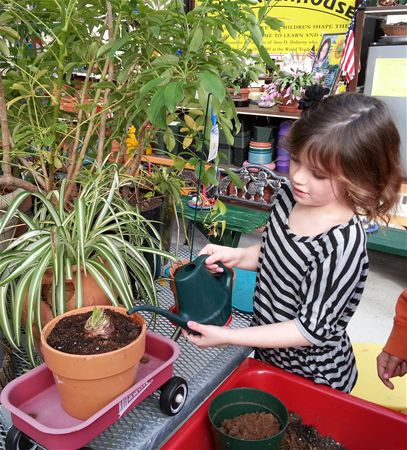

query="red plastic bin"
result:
[162,358,407,450]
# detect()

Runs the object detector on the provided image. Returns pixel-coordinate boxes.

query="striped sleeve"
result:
[294,224,368,346]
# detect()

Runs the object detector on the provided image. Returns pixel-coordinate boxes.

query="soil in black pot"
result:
[220,411,281,440]
[47,310,142,355]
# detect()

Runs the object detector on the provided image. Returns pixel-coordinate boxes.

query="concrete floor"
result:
[182,227,406,346]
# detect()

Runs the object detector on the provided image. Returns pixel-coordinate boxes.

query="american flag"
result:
[340,13,356,83]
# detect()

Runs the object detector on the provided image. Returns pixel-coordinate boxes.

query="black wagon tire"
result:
[5,426,40,450]
[159,376,188,416]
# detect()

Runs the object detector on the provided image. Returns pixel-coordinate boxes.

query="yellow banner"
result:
[230,0,356,57]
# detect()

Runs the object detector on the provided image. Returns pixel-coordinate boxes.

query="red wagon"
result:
[1,331,188,450]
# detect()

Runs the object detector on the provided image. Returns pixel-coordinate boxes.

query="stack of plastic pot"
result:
[276,121,293,173]
[247,125,273,165]
[248,140,272,164]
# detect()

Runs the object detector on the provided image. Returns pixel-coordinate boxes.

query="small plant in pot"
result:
[225,57,264,105]
[0,167,174,366]
[259,57,325,112]
[40,305,147,420]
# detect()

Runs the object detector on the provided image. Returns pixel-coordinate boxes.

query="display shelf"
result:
[364,5,407,15]
[235,104,300,120]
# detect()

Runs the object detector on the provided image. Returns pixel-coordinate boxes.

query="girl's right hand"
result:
[199,244,242,273]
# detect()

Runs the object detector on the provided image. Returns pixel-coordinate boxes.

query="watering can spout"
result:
[127,305,190,329]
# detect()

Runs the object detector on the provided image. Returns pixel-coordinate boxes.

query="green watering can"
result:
[127,255,233,331]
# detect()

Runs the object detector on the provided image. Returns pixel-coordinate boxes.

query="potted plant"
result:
[40,305,147,420]
[259,58,325,112]
[225,57,264,105]
[0,0,283,367]
[0,167,173,365]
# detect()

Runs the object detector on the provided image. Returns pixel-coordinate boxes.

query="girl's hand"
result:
[199,244,241,273]
[182,321,231,348]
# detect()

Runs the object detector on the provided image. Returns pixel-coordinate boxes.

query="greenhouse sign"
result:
[230,0,357,56]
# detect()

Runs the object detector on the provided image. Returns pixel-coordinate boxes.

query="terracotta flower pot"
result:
[278,102,300,113]
[229,87,251,102]
[22,265,112,352]
[40,306,146,420]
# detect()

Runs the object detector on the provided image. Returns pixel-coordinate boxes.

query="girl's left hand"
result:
[182,321,230,348]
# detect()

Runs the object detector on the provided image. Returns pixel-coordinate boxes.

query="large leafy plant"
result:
[0,0,282,200]
[0,167,173,364]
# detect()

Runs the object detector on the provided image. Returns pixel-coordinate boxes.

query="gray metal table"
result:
[0,261,252,450]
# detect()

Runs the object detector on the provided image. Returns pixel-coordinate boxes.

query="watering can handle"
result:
[202,256,234,291]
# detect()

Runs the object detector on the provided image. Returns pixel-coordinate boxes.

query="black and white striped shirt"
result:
[252,183,369,392]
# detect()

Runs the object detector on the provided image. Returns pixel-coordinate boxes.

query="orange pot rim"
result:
[40,305,146,361]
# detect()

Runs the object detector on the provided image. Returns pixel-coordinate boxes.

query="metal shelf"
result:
[364,5,407,15]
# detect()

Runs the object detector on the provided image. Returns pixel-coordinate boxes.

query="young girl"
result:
[184,93,402,393]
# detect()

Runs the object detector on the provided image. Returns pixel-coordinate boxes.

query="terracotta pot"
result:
[278,103,300,113]
[278,92,300,113]
[40,306,146,420]
[168,259,190,306]
[229,87,251,102]
[41,266,111,313]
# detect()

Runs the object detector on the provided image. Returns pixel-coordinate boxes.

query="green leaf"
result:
[227,169,245,189]
[85,261,119,306]
[163,82,184,113]
[91,81,116,90]
[148,90,166,128]
[247,23,262,48]
[97,35,131,58]
[151,54,179,67]
[0,243,48,285]
[258,45,275,69]
[197,71,225,103]
[0,285,19,350]
[264,17,285,31]
[139,76,170,98]
[189,25,203,53]
[13,267,36,347]
[163,127,176,152]
[0,40,9,58]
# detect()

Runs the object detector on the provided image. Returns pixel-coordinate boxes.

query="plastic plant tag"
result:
[207,111,219,162]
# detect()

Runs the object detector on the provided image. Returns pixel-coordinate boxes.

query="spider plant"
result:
[0,167,174,365]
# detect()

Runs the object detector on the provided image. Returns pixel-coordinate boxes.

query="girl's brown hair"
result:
[287,93,402,222]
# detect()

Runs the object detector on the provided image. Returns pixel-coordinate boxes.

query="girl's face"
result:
[289,151,345,208]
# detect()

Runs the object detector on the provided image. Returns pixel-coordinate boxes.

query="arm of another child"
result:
[377,288,407,389]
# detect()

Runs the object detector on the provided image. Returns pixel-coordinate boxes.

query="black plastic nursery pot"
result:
[208,387,289,450]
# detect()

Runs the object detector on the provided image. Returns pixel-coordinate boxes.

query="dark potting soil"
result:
[47,310,142,355]
[219,411,346,449]
[281,412,346,450]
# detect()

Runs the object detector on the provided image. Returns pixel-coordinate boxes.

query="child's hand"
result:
[377,351,407,389]
[182,321,230,348]
[199,244,241,273]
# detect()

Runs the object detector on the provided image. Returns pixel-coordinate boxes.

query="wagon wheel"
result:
[159,376,188,416]
[5,426,41,450]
